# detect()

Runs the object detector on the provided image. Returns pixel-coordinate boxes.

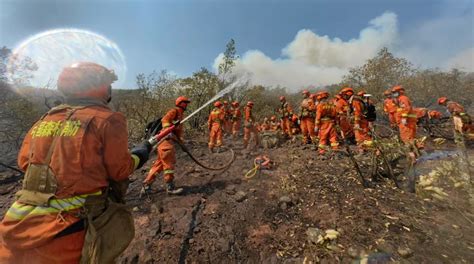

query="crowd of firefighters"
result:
[0,61,472,263]
[204,85,473,157]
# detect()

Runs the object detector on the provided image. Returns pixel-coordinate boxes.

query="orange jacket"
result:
[300,98,316,118]
[231,107,242,121]
[244,106,254,123]
[279,101,293,118]
[335,97,350,116]
[396,94,416,120]
[2,103,136,249]
[383,98,397,114]
[446,101,466,116]
[315,101,338,128]
[351,97,366,125]
[162,107,185,139]
[208,108,225,127]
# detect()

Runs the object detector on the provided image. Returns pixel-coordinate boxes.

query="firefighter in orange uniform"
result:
[260,117,271,131]
[383,90,397,127]
[0,62,151,263]
[314,91,339,154]
[278,96,293,138]
[290,114,301,135]
[438,97,474,142]
[143,96,191,195]
[334,89,355,143]
[223,101,232,135]
[208,101,225,152]
[299,90,317,144]
[392,85,417,144]
[231,101,241,140]
[340,87,372,149]
[243,101,259,149]
[270,115,280,131]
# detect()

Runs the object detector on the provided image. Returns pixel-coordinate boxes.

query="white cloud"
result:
[213,3,473,91]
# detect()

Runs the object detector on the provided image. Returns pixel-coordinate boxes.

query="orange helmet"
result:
[383,90,391,96]
[223,100,229,105]
[291,114,298,122]
[340,87,354,95]
[391,85,404,93]
[214,101,223,107]
[310,93,318,100]
[317,91,330,100]
[437,97,448,105]
[335,94,342,100]
[279,96,286,101]
[176,96,191,106]
[302,90,310,95]
[270,115,276,121]
[57,62,117,100]
[231,101,239,107]
[357,90,365,97]
[247,101,254,107]
[429,110,442,119]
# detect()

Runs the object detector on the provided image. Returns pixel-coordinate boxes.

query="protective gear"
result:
[428,110,442,119]
[247,101,254,107]
[383,90,391,96]
[437,97,448,105]
[279,96,286,102]
[232,101,239,107]
[270,115,277,121]
[340,87,354,95]
[223,100,229,105]
[0,102,136,262]
[166,182,184,195]
[214,101,223,108]
[383,97,398,127]
[300,95,317,143]
[357,90,365,97]
[391,85,404,93]
[208,107,225,150]
[243,105,259,148]
[57,62,117,102]
[317,91,330,100]
[393,92,417,143]
[144,106,185,186]
[310,93,318,100]
[351,96,373,148]
[302,90,310,96]
[130,140,152,169]
[443,100,474,143]
[335,95,354,141]
[315,98,339,154]
[279,100,293,137]
[231,104,242,139]
[175,96,191,107]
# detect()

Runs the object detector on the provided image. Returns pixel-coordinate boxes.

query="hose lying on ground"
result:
[172,138,235,171]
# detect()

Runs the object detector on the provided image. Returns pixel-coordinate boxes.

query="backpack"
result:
[144,117,162,139]
[365,102,377,122]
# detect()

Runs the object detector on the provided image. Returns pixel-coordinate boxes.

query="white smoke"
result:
[213,3,473,91]
[213,12,398,91]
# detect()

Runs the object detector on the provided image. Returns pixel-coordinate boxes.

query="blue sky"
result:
[0,0,472,89]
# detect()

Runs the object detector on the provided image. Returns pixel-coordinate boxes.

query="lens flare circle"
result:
[8,28,126,88]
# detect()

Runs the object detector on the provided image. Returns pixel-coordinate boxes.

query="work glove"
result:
[130,140,153,170]
[401,118,407,126]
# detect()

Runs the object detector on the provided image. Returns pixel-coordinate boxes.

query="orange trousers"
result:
[388,113,397,127]
[0,230,85,264]
[144,140,176,184]
[243,125,259,148]
[232,120,241,139]
[300,117,316,143]
[339,116,353,138]
[399,120,417,143]
[318,121,339,153]
[209,124,223,149]
[354,119,372,146]
[281,118,292,136]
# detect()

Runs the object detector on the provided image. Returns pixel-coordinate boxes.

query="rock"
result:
[306,227,324,244]
[279,196,292,203]
[234,191,247,202]
[347,247,358,258]
[280,203,287,210]
[133,207,140,212]
[226,184,237,195]
[397,247,413,258]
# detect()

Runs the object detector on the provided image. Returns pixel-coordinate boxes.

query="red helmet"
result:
[223,100,229,105]
[383,90,391,96]
[340,87,354,95]
[429,110,442,119]
[279,96,286,101]
[247,101,254,107]
[176,96,191,106]
[214,101,223,108]
[270,115,276,121]
[310,93,317,99]
[231,101,239,107]
[391,85,404,93]
[437,97,448,105]
[57,62,117,100]
[302,90,310,95]
[357,90,365,97]
[317,91,330,100]
[291,114,298,122]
